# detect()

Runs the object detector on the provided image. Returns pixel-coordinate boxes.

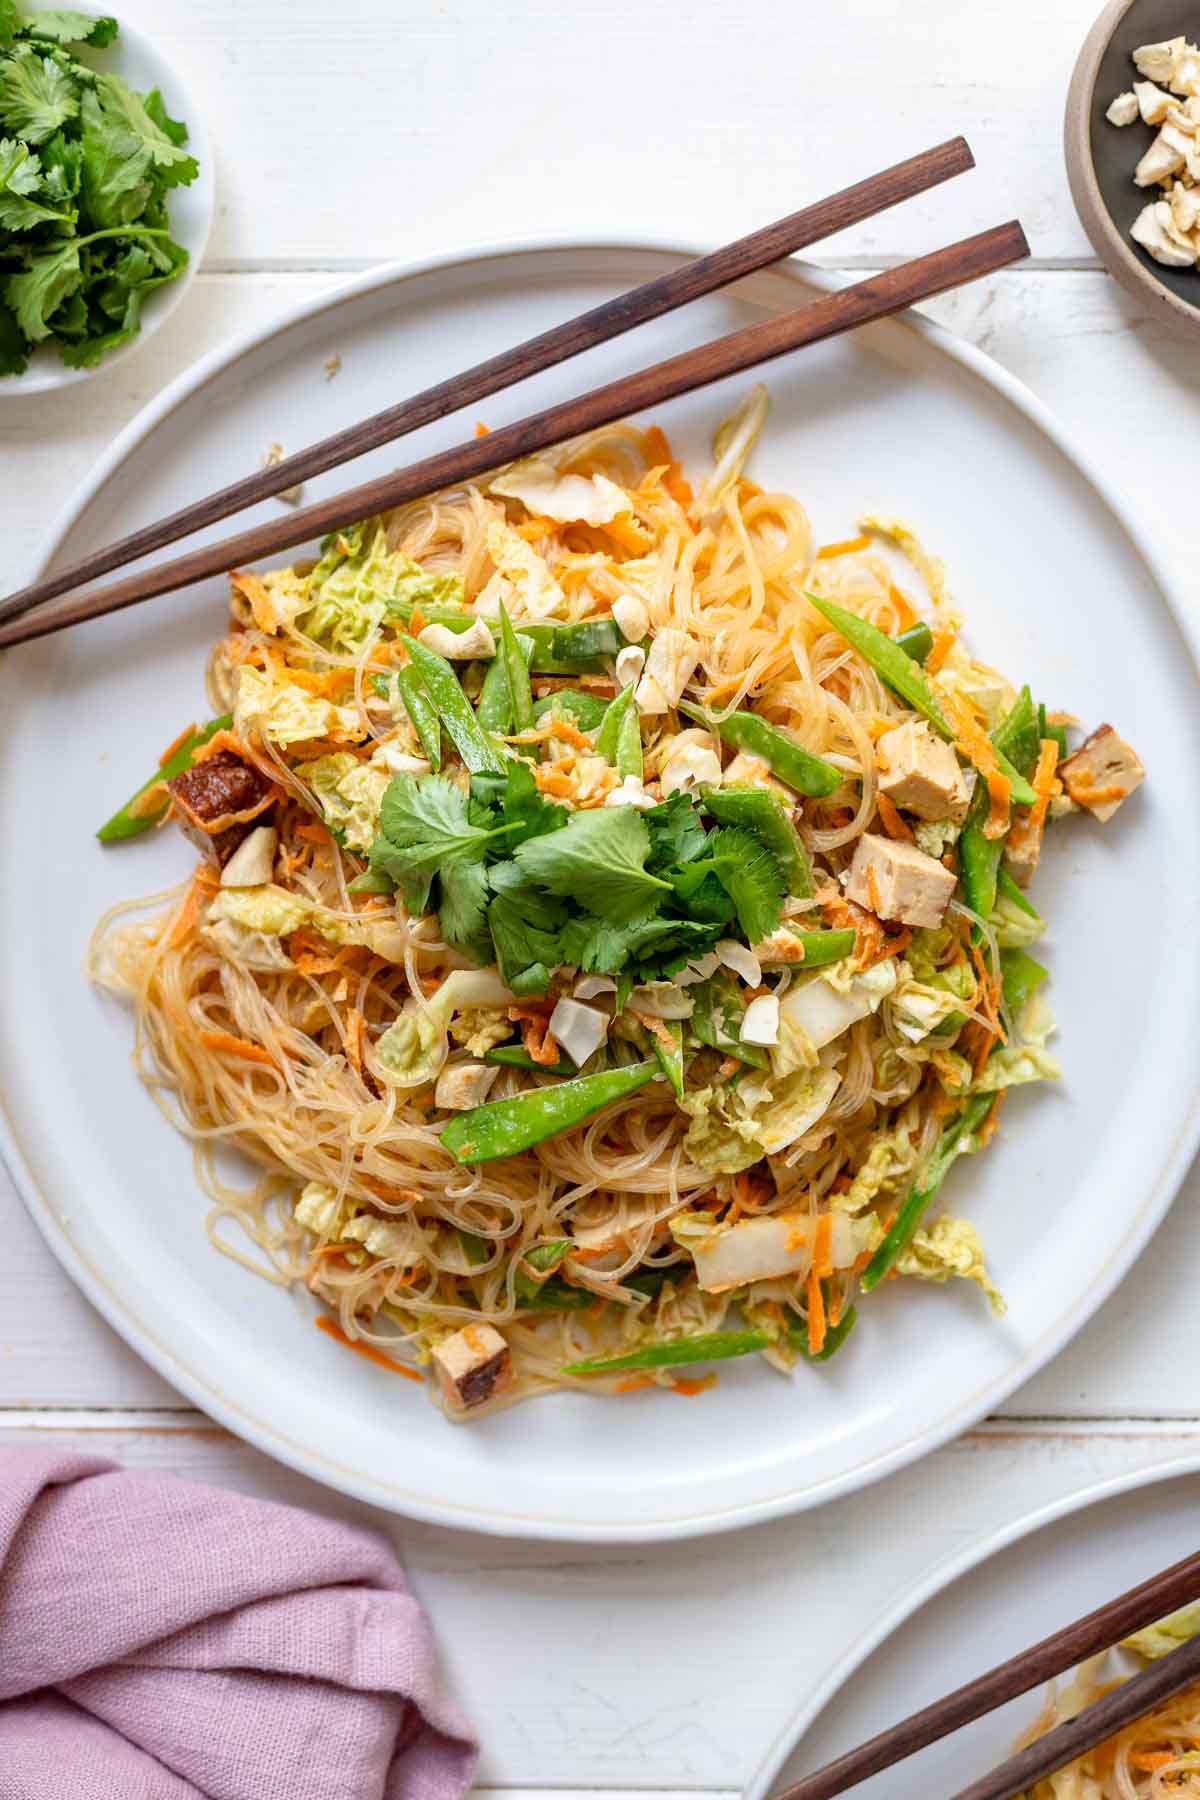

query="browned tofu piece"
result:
[846,832,956,928]
[168,750,274,865]
[1059,725,1145,823]
[432,1324,514,1411]
[876,721,970,822]
[1003,807,1044,889]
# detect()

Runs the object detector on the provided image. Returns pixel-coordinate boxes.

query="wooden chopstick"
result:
[773,1546,1200,1800]
[950,1629,1200,1800]
[0,218,1027,650]
[0,138,974,632]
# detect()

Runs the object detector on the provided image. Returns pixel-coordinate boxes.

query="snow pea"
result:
[960,686,1045,918]
[701,783,814,897]
[787,1300,858,1361]
[485,1045,576,1075]
[790,926,857,968]
[441,1059,659,1163]
[475,624,533,734]
[895,621,934,664]
[400,634,503,774]
[532,688,610,731]
[97,713,233,842]
[385,600,474,631]
[387,667,442,769]
[458,1229,490,1266]
[594,682,643,777]
[497,602,534,732]
[999,946,1048,1017]
[679,700,841,799]
[995,865,1040,920]
[650,1018,684,1097]
[806,593,953,737]
[515,1240,592,1308]
[860,1091,995,1291]
[993,685,1039,779]
[1038,702,1069,761]
[564,1327,771,1375]
[520,617,626,675]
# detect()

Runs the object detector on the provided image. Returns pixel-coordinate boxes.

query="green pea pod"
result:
[860,1091,995,1292]
[485,1045,576,1075]
[520,621,609,675]
[348,868,396,896]
[650,1018,684,1097]
[894,621,934,664]
[594,682,635,768]
[400,635,504,774]
[678,700,841,799]
[999,946,1048,1017]
[994,685,1039,779]
[552,617,626,661]
[532,689,610,731]
[514,1239,583,1307]
[458,1229,490,1266]
[392,666,443,769]
[386,601,473,630]
[1038,702,1069,761]
[476,626,534,734]
[806,593,953,736]
[994,864,1041,921]
[565,1327,771,1375]
[441,1059,659,1163]
[97,713,233,842]
[497,601,534,732]
[787,1300,858,1362]
[520,1275,595,1312]
[616,697,643,778]
[701,784,814,897]
[790,927,857,969]
[959,784,1002,921]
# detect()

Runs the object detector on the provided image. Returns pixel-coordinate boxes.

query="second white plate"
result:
[1,241,1198,1539]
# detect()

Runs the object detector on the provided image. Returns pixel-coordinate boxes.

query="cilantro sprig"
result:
[366,764,792,995]
[0,6,196,374]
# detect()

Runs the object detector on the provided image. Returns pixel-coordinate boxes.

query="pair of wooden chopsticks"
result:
[0,138,1027,649]
[775,1546,1200,1800]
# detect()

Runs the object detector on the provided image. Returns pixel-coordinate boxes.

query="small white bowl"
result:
[1,10,214,395]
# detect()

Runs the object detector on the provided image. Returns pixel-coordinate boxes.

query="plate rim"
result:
[4,233,1199,1541]
[745,1450,1200,1798]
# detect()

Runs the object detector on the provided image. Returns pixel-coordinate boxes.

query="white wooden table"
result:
[3,3,1199,1795]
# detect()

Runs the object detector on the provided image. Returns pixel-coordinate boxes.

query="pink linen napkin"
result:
[0,1447,477,1800]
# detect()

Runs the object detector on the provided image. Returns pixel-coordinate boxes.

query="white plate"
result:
[748,1456,1200,1797]
[1,241,1198,1542]
[1,11,213,396]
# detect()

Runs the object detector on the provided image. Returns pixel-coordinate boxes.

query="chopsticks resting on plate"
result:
[0,137,973,634]
[774,1546,1200,1800]
[0,228,1030,651]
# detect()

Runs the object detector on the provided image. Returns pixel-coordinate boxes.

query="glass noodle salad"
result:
[90,388,1145,1417]
[1020,1605,1200,1796]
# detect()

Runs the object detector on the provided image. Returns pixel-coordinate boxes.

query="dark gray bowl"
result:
[1066,0,1200,328]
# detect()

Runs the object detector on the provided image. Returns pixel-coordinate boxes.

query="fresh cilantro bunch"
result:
[367,766,788,998]
[0,4,197,374]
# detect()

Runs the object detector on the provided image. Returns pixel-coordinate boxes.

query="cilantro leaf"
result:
[22,11,119,46]
[0,134,66,228]
[643,791,708,871]
[0,297,26,373]
[78,84,149,223]
[438,860,492,962]
[499,761,566,848]
[142,87,188,148]
[705,826,785,942]
[376,773,500,868]
[0,2,20,48]
[487,868,565,985]
[39,126,80,200]
[92,72,196,182]
[0,45,77,142]
[514,806,671,924]
[561,910,716,976]
[4,235,79,338]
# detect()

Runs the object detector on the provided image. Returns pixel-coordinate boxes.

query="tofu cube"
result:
[846,832,956,928]
[432,1324,514,1411]
[1106,89,1140,126]
[876,721,970,822]
[1059,725,1145,822]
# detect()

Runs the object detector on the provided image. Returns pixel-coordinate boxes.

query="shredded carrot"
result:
[158,721,198,766]
[672,1373,718,1397]
[285,664,355,699]
[816,533,870,561]
[886,583,918,629]
[544,716,594,752]
[615,1373,657,1394]
[474,420,490,437]
[1128,1751,1177,1772]
[197,1027,278,1069]
[976,1091,1005,1148]
[1028,737,1060,829]
[865,865,883,914]
[294,818,332,845]
[642,426,693,507]
[942,690,1011,840]
[343,1007,364,1075]
[924,628,957,674]
[408,605,427,638]
[806,1268,827,1356]
[876,793,915,843]
[812,1213,834,1277]
[533,765,575,797]
[314,1314,423,1381]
